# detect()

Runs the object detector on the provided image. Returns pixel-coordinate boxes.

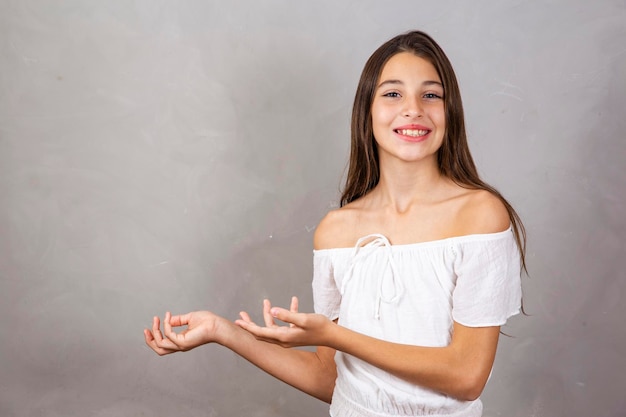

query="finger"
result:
[144,328,161,348]
[290,296,299,312]
[163,311,173,337]
[270,307,303,328]
[263,299,275,327]
[235,317,263,335]
[234,318,253,329]
[144,328,155,344]
[289,296,299,328]
[238,323,295,348]
[153,313,182,350]
[168,312,191,327]
[239,311,253,323]
[237,319,273,338]
[151,316,165,342]
[163,311,182,346]
[144,328,177,355]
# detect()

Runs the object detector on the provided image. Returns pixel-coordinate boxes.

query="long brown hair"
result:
[341,30,527,271]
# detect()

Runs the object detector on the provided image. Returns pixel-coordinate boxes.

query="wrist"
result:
[212,315,235,347]
[322,318,342,349]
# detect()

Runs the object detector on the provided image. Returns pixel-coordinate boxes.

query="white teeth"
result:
[398,129,428,137]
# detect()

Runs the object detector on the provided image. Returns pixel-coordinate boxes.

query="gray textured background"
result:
[1,1,625,416]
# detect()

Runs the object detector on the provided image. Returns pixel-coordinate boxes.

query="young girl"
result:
[144,30,526,417]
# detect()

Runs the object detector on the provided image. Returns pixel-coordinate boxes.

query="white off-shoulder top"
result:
[312,227,522,417]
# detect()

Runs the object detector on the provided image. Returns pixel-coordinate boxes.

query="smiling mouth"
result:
[395,128,429,137]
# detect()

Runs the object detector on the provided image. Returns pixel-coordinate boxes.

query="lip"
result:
[393,124,432,142]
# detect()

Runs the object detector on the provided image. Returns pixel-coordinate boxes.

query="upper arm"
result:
[449,192,518,396]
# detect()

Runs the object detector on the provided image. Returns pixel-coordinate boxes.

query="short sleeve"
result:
[451,230,522,327]
[312,251,341,321]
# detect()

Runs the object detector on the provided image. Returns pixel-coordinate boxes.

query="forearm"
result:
[326,322,499,401]
[233,304,497,401]
[216,317,336,403]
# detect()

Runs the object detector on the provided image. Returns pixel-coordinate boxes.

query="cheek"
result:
[370,111,385,138]
[371,125,383,146]
[370,106,383,126]
[438,110,447,125]
[371,101,395,121]
[431,108,446,133]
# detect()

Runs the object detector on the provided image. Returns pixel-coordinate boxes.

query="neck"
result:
[371,158,448,213]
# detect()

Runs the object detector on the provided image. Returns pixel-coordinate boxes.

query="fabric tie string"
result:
[340,234,404,320]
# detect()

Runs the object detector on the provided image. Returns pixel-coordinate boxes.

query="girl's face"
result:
[371,52,446,168]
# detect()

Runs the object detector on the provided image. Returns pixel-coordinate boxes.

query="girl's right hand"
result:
[144,310,222,355]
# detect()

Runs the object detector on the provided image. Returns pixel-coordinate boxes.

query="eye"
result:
[382,91,401,98]
[423,92,443,100]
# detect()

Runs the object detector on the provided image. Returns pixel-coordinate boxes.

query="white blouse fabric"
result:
[312,227,522,417]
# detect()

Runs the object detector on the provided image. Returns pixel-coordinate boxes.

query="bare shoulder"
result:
[456,189,510,235]
[313,203,360,250]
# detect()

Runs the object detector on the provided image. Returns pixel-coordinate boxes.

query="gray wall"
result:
[1,1,624,416]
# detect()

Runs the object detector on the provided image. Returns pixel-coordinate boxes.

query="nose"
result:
[402,96,423,118]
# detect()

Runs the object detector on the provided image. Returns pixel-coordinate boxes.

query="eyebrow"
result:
[376,79,444,89]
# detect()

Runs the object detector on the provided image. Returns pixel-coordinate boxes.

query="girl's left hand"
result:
[235,296,334,348]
